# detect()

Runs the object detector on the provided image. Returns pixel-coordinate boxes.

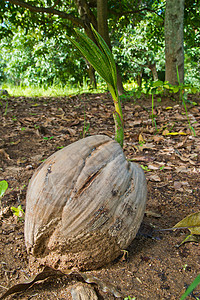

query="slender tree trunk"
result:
[74,0,97,87]
[165,0,185,85]
[148,63,158,81]
[97,0,110,47]
[97,0,124,95]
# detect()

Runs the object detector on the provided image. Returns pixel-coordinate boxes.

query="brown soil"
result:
[0,92,200,300]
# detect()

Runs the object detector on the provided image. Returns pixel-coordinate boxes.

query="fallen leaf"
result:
[148,174,161,182]
[153,135,164,143]
[166,132,187,136]
[127,120,142,126]
[162,129,169,136]
[145,210,161,218]
[10,139,20,145]
[173,212,200,235]
[0,266,124,299]
[66,128,76,136]
[139,133,145,143]
[0,149,10,160]
[173,181,182,190]
[147,164,160,170]
[128,156,155,162]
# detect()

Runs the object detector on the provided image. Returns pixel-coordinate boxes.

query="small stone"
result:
[26,165,33,170]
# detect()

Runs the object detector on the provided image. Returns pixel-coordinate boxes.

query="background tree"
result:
[165,0,185,85]
[0,0,199,89]
[0,0,156,90]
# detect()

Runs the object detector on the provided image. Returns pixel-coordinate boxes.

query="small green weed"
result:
[43,136,54,141]
[180,274,200,300]
[124,296,136,300]
[11,205,25,220]
[141,165,151,172]
[0,180,8,209]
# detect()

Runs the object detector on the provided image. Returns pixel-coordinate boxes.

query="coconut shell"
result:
[25,135,147,271]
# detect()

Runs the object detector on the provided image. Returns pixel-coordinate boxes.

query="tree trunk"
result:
[74,0,97,87]
[165,0,185,85]
[97,0,124,95]
[97,0,110,48]
[148,63,158,81]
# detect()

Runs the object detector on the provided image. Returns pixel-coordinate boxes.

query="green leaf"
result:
[67,27,117,89]
[163,84,171,89]
[180,274,200,300]
[0,180,8,198]
[152,80,163,87]
[191,87,197,93]
[11,205,25,217]
[67,25,124,147]
[172,86,180,93]
[173,212,200,235]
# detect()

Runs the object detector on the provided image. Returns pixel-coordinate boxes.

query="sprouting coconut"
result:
[24,26,147,272]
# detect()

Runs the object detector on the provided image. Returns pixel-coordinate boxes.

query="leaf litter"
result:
[0,93,200,299]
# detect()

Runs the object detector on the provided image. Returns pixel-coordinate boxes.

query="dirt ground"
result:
[0,92,199,300]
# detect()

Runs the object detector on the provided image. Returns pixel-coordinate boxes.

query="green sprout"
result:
[43,136,54,140]
[180,274,200,300]
[0,180,8,209]
[11,205,25,220]
[141,165,151,172]
[67,25,124,147]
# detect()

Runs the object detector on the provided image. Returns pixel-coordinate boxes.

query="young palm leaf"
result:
[67,25,124,147]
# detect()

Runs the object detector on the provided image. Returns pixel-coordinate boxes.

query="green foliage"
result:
[0,28,86,86]
[67,25,124,147]
[68,26,117,90]
[0,0,199,93]
[112,5,165,82]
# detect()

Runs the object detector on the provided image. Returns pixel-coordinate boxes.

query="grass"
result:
[0,82,106,97]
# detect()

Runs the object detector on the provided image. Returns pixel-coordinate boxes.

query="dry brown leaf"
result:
[173,181,182,190]
[66,128,76,136]
[128,120,142,126]
[139,134,145,143]
[0,149,10,160]
[153,135,165,143]
[145,210,161,218]
[147,174,161,182]
[162,129,169,135]
[147,164,160,170]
